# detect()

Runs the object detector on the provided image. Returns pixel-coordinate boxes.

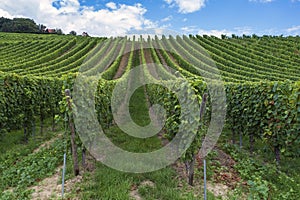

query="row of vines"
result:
[0,72,63,140]
[0,34,299,166]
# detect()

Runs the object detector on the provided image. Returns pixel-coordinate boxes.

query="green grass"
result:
[76,163,186,200]
[69,84,207,199]
[0,128,51,154]
[0,117,60,154]
[0,119,64,200]
[129,86,151,127]
[219,130,300,200]
[99,85,163,154]
[103,126,162,153]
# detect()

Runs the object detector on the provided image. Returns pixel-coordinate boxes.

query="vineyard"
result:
[0,32,299,199]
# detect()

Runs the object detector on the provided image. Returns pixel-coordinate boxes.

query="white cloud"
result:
[285,25,300,35]
[143,19,158,29]
[196,26,300,37]
[106,2,117,10]
[161,15,172,22]
[197,27,253,38]
[0,0,40,18]
[0,0,155,37]
[54,0,81,13]
[197,29,233,38]
[181,26,197,33]
[233,27,252,35]
[0,8,13,18]
[286,25,300,33]
[164,0,206,13]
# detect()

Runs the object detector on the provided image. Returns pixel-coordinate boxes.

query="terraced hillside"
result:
[0,32,299,199]
[0,33,103,76]
[0,31,299,158]
[0,33,299,81]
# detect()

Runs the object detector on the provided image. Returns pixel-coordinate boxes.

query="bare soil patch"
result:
[30,166,87,200]
[143,48,159,79]
[172,147,245,199]
[113,42,131,79]
[130,180,155,200]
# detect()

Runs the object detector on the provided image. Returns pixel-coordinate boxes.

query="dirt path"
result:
[143,48,159,79]
[154,48,176,74]
[27,134,85,199]
[33,134,62,153]
[154,48,167,66]
[30,166,83,200]
[91,40,116,72]
[30,166,63,200]
[139,47,168,146]
[104,42,123,72]
[113,42,131,79]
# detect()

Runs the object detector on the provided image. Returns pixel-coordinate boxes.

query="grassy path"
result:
[69,63,203,200]
[0,127,65,199]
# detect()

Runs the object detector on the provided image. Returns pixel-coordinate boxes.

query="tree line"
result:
[0,17,64,35]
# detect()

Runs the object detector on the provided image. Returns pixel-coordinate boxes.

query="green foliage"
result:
[0,17,39,33]
[146,78,207,162]
[69,30,77,36]
[222,143,300,200]
[100,38,128,80]
[0,138,64,190]
[226,80,300,159]
[0,73,62,137]
[0,128,63,199]
[0,33,299,199]
[0,187,33,200]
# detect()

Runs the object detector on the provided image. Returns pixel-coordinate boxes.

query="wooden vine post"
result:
[65,89,80,176]
[185,93,208,186]
[196,93,208,200]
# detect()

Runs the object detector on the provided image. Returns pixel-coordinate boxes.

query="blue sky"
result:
[0,0,299,37]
